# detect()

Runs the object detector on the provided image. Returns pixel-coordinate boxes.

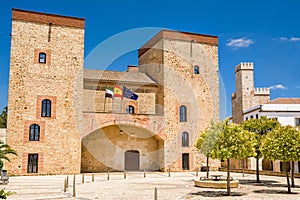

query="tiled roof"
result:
[84,69,156,84]
[267,98,300,104]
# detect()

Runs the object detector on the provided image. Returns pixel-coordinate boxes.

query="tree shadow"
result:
[190,191,246,197]
[239,179,300,188]
[253,189,298,195]
[239,179,279,186]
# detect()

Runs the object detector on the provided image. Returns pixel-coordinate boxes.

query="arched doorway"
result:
[125,150,140,171]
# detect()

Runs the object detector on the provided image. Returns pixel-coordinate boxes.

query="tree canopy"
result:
[261,125,300,162]
[0,106,7,128]
[242,116,280,157]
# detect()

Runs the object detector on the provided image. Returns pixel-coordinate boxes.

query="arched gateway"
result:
[81,124,164,172]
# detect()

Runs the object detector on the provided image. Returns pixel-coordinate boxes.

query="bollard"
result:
[63,178,67,193]
[66,175,69,188]
[154,187,158,200]
[92,172,94,182]
[144,169,146,178]
[73,174,76,197]
[124,170,126,179]
[107,170,110,180]
[168,168,170,177]
[82,173,85,184]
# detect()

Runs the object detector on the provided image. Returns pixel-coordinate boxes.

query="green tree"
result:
[0,106,7,128]
[195,121,222,178]
[0,141,17,170]
[242,116,279,183]
[261,125,300,193]
[196,119,256,196]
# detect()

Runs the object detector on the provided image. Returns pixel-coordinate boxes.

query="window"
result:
[29,124,40,141]
[27,154,38,173]
[126,105,135,114]
[41,99,51,117]
[245,117,248,121]
[256,114,259,119]
[250,115,253,119]
[180,105,187,122]
[194,66,199,74]
[296,118,300,126]
[182,153,189,170]
[182,132,189,147]
[39,52,46,63]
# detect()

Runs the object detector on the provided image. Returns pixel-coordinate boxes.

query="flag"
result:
[114,85,123,98]
[123,86,138,100]
[105,87,114,98]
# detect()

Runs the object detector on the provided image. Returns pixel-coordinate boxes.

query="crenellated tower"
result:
[232,62,270,123]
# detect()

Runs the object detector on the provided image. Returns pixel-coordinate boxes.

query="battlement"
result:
[254,87,270,95]
[235,62,254,73]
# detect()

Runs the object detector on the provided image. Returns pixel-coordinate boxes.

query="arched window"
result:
[29,124,40,141]
[41,99,51,117]
[194,66,199,74]
[180,105,187,122]
[182,132,189,147]
[39,52,46,63]
[126,105,134,114]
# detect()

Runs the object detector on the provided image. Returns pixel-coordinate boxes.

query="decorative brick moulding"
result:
[23,120,45,143]
[36,95,57,119]
[34,49,52,65]
[21,152,44,174]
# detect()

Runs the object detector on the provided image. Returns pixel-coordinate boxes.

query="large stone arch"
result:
[81,124,164,172]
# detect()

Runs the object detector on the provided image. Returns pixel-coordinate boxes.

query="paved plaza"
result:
[1,171,300,200]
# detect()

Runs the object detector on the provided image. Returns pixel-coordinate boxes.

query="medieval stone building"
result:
[6,9,220,175]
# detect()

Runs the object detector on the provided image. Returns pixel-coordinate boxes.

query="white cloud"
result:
[279,37,300,42]
[269,84,287,90]
[226,37,254,49]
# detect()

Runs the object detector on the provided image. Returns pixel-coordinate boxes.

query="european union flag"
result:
[123,86,138,100]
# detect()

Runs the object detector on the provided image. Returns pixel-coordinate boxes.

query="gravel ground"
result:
[1,171,300,200]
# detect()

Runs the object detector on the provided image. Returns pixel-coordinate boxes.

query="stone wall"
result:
[139,31,220,171]
[6,10,84,175]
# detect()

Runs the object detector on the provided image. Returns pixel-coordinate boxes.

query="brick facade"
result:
[6,9,220,175]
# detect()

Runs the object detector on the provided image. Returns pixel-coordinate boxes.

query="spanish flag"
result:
[114,85,123,98]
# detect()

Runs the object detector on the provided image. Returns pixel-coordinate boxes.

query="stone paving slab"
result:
[0,172,299,199]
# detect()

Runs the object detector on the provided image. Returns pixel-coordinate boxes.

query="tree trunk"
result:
[256,156,260,183]
[286,170,291,194]
[242,158,245,177]
[227,159,231,196]
[206,157,209,179]
[291,161,295,188]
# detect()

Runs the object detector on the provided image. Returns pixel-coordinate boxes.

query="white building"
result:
[243,98,300,173]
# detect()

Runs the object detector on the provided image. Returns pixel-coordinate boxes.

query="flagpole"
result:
[120,85,124,113]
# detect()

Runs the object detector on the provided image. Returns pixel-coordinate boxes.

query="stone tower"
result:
[6,9,84,175]
[138,30,220,171]
[232,62,270,123]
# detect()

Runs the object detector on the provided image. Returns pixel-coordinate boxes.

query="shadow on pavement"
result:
[239,179,300,188]
[190,191,246,197]
[253,189,298,195]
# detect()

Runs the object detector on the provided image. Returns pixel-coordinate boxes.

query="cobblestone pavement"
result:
[1,171,300,199]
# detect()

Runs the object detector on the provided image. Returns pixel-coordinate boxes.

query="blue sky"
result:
[1,0,300,118]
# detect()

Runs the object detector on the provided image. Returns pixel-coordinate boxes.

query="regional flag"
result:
[123,86,139,100]
[105,87,114,98]
[114,85,123,98]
